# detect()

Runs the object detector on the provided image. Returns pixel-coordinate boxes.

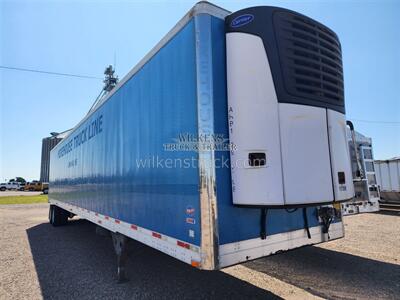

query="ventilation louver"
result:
[274,11,344,110]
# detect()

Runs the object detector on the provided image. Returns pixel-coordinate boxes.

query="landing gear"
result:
[111,232,129,283]
[49,205,69,226]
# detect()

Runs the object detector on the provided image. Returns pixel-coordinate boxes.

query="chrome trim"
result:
[195,14,220,270]
[51,2,230,152]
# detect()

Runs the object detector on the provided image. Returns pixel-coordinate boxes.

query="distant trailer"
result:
[48,2,353,279]
[342,128,380,215]
[375,158,400,203]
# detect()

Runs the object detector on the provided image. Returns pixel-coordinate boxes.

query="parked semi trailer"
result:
[341,125,380,215]
[375,157,400,203]
[49,2,353,279]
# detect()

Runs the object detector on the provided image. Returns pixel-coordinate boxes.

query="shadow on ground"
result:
[373,209,400,217]
[245,245,400,299]
[27,220,280,300]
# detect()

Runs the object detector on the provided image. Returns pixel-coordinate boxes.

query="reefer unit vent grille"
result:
[274,11,344,109]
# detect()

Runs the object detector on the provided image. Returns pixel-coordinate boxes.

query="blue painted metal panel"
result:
[50,13,339,249]
[50,20,201,246]
[209,16,330,245]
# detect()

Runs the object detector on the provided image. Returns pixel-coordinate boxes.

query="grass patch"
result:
[0,194,48,205]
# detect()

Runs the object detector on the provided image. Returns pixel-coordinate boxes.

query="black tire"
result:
[49,205,68,226]
[0,187,5,191]
[43,189,49,195]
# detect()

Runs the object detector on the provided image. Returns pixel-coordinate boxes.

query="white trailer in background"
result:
[375,157,400,203]
[342,126,380,215]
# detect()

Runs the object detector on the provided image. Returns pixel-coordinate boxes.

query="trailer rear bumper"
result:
[219,221,343,268]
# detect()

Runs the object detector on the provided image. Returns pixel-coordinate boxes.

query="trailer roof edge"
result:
[51,2,230,151]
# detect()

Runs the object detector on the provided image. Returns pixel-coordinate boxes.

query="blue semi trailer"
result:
[49,2,353,276]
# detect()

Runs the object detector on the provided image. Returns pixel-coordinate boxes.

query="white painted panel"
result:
[389,161,400,191]
[279,104,334,204]
[226,32,284,205]
[219,221,344,268]
[327,109,354,201]
[380,163,391,191]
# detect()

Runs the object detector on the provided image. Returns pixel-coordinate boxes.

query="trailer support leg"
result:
[111,232,129,283]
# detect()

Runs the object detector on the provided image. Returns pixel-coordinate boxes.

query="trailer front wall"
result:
[209,16,339,245]
[50,20,202,246]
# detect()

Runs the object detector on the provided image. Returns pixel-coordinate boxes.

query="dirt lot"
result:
[0,204,399,300]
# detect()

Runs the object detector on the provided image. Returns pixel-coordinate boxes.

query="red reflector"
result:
[95,213,98,216]
[152,232,161,239]
[177,241,190,249]
[105,216,109,220]
[131,224,138,230]
[115,219,120,224]
[98,220,102,224]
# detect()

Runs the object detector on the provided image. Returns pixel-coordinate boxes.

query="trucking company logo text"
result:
[57,114,103,158]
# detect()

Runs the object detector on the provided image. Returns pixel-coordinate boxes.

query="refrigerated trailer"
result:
[49,2,353,276]
[342,127,380,215]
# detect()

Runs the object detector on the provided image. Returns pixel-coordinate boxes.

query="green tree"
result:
[9,177,26,183]
[15,177,26,183]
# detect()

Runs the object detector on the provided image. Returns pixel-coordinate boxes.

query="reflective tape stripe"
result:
[177,241,190,249]
[152,232,162,239]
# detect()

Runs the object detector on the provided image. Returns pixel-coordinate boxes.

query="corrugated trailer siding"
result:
[209,16,332,245]
[50,20,202,246]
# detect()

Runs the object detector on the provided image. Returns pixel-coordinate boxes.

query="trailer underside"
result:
[49,199,344,270]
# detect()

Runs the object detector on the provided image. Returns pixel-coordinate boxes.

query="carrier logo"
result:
[230,14,254,28]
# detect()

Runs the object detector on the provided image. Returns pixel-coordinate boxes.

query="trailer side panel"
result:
[50,20,202,246]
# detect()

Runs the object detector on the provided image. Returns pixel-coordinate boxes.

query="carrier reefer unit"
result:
[342,126,380,215]
[49,2,353,272]
[375,157,400,203]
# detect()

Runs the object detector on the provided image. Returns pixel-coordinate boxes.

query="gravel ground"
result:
[0,204,399,300]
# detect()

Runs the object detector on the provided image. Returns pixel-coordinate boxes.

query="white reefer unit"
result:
[226,7,354,206]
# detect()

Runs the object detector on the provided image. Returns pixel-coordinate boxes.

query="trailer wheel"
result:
[49,205,68,226]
